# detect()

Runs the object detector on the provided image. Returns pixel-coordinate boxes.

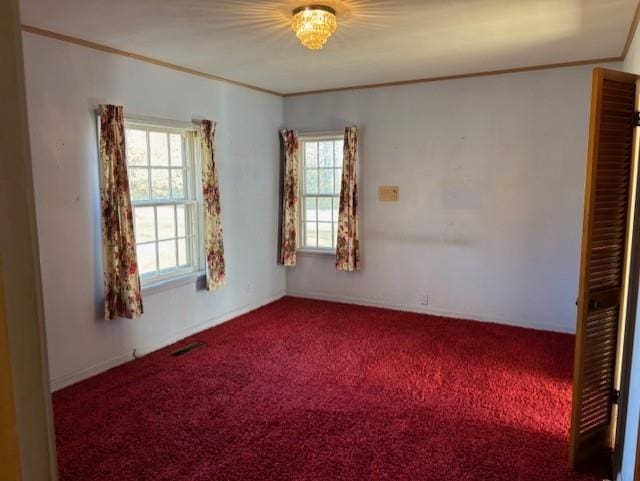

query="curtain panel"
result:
[200,120,226,291]
[336,126,360,271]
[280,130,300,266]
[98,104,143,320]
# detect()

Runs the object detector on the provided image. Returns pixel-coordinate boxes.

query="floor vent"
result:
[170,341,206,357]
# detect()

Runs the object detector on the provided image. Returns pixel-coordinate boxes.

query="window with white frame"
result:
[124,119,203,285]
[299,134,343,251]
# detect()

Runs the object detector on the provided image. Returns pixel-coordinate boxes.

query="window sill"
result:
[141,271,206,296]
[297,249,335,257]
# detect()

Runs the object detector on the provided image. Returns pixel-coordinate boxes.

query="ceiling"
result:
[20,0,639,95]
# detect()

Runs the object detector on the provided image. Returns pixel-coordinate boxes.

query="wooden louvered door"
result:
[570,67,640,475]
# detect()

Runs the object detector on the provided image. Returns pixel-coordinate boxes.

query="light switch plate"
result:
[378,185,399,202]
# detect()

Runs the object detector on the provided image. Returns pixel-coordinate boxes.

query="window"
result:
[299,134,343,251]
[124,119,203,285]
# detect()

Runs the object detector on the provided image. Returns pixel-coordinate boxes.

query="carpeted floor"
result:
[53,297,600,481]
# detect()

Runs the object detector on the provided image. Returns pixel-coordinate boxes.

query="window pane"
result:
[305,142,318,168]
[335,169,343,195]
[170,134,183,166]
[333,197,340,222]
[149,132,169,166]
[157,205,176,240]
[319,169,333,194]
[137,243,156,275]
[318,197,332,221]
[319,141,333,167]
[158,239,177,270]
[128,168,150,201]
[134,206,155,242]
[333,222,339,247]
[171,168,185,199]
[305,169,318,194]
[305,197,317,222]
[123,124,199,281]
[334,140,343,167]
[151,169,170,199]
[176,205,186,237]
[305,222,317,248]
[126,129,147,166]
[178,238,188,266]
[318,222,333,248]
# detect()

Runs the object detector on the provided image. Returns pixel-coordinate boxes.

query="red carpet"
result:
[53,297,600,481]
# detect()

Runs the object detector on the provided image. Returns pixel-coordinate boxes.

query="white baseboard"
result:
[50,291,286,392]
[51,289,572,391]
[285,289,575,334]
[50,352,134,393]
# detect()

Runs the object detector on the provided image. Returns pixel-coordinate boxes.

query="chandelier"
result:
[291,5,337,50]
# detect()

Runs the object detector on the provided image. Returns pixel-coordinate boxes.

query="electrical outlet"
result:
[419,294,429,306]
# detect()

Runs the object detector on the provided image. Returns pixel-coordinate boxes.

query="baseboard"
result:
[51,289,571,391]
[50,352,134,393]
[50,291,286,392]
[285,289,575,334]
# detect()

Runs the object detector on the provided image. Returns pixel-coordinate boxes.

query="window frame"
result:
[122,115,205,287]
[297,132,344,254]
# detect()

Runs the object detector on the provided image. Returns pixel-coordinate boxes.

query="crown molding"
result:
[20,25,283,97]
[282,56,623,97]
[622,0,640,59]
[22,0,640,100]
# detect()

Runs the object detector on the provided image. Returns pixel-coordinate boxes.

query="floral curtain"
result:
[98,104,143,320]
[280,130,300,266]
[200,120,226,291]
[336,126,360,271]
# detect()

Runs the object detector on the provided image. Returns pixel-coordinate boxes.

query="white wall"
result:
[284,64,620,333]
[21,28,627,396]
[619,23,640,481]
[22,33,285,390]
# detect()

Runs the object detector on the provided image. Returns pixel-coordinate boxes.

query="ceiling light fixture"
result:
[291,5,337,50]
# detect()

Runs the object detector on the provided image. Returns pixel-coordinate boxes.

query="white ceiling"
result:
[20,0,638,95]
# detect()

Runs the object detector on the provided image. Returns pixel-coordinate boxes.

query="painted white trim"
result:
[142,271,205,296]
[296,249,334,257]
[297,134,343,251]
[124,114,199,132]
[50,291,286,391]
[50,352,134,394]
[50,289,572,392]
[286,289,575,334]
[298,130,343,139]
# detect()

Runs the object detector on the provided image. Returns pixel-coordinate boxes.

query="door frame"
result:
[614,73,640,479]
[0,0,58,478]
[0,259,21,481]
[570,67,640,473]
[636,423,640,481]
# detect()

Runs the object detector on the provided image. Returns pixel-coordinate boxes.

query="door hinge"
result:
[634,112,640,127]
[612,389,621,404]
